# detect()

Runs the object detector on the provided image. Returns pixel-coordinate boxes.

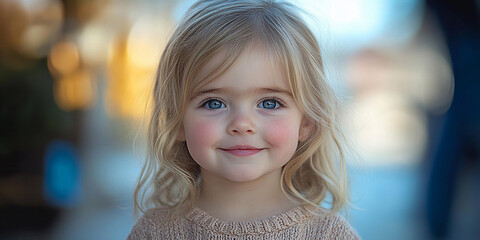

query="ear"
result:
[298,117,314,142]
[176,125,186,141]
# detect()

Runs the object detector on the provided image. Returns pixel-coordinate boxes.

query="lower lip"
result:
[221,149,263,157]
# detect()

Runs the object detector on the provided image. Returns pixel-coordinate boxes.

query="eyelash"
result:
[198,97,286,110]
[199,97,226,110]
[258,97,285,110]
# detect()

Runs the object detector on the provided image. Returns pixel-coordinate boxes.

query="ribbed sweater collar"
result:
[184,206,312,236]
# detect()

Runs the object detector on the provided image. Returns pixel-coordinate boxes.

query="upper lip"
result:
[221,145,263,150]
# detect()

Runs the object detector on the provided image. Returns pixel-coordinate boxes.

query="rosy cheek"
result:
[263,119,299,147]
[187,119,218,142]
[184,118,220,163]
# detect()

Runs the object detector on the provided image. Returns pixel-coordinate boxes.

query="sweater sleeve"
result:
[319,214,361,240]
[126,210,156,240]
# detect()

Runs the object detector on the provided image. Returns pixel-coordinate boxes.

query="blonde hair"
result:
[134,0,349,218]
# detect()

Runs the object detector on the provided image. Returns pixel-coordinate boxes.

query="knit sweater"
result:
[127,205,360,239]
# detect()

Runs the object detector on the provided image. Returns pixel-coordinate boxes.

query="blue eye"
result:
[204,99,225,109]
[258,99,280,109]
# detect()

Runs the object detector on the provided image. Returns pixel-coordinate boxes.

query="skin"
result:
[178,43,313,221]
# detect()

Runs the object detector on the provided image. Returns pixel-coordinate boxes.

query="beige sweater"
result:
[127,206,360,239]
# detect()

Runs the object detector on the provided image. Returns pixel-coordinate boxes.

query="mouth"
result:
[220,145,264,157]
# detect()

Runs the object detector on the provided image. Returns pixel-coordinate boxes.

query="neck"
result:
[196,169,299,221]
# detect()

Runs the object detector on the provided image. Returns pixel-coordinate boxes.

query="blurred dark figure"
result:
[0,60,74,238]
[425,0,480,239]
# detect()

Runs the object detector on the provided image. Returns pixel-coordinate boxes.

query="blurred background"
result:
[0,0,478,239]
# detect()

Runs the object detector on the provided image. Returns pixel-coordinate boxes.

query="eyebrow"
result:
[256,88,293,97]
[193,87,293,99]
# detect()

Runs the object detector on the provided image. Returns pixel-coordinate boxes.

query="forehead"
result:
[193,42,290,95]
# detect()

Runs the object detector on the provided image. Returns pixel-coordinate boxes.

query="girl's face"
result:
[180,43,312,183]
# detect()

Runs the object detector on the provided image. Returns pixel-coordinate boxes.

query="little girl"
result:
[128,0,360,239]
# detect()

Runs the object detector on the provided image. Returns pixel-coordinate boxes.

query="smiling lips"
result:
[220,145,264,156]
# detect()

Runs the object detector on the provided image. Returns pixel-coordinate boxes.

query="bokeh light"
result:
[48,40,80,76]
[13,0,63,58]
[53,69,96,110]
[78,22,114,68]
[44,140,82,207]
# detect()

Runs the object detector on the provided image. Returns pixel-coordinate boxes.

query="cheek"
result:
[186,119,218,143]
[184,118,220,162]
[263,118,300,147]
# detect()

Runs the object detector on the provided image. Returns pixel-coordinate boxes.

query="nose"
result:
[227,109,256,135]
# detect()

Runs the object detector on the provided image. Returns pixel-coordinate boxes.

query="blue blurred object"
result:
[44,140,82,207]
[425,0,480,238]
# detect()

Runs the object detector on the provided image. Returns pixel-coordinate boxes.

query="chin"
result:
[222,170,266,183]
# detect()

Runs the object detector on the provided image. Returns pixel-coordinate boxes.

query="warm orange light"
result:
[105,14,172,120]
[49,41,80,76]
[106,37,154,119]
[0,0,63,68]
[17,0,63,58]
[126,16,169,69]
[53,70,96,110]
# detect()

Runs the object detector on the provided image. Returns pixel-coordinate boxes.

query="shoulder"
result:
[308,210,361,240]
[126,208,180,240]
